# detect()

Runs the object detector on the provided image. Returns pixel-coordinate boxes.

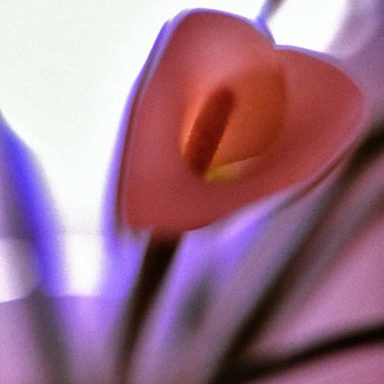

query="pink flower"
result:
[115,9,368,237]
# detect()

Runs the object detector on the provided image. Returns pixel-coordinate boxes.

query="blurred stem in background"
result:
[259,0,286,20]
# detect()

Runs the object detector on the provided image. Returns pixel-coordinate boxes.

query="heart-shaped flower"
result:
[114,9,368,237]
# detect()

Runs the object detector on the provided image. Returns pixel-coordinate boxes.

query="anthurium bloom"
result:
[115,9,368,236]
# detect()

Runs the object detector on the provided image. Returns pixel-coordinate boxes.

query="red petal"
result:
[116,10,368,236]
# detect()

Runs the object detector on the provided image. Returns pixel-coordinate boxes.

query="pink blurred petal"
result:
[0,300,52,383]
[329,0,384,120]
[248,150,384,358]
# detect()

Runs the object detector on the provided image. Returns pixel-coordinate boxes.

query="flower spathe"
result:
[115,9,368,236]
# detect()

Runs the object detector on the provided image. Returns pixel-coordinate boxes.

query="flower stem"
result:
[117,235,180,382]
[259,0,286,21]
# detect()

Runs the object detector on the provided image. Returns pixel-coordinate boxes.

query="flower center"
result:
[183,88,235,176]
[182,69,284,183]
